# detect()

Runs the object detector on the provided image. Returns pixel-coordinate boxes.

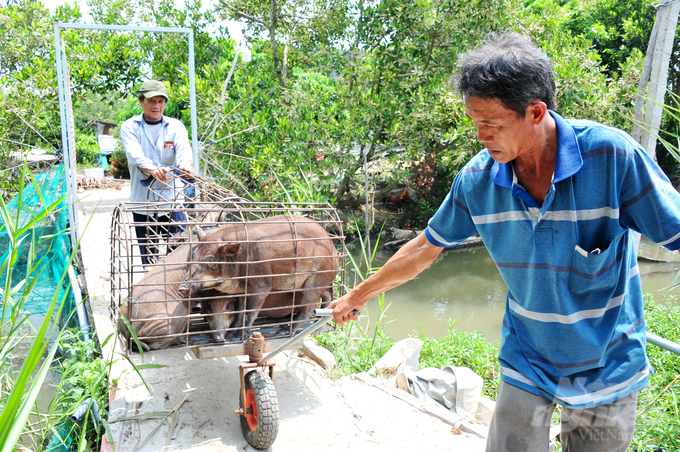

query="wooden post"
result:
[633,0,680,161]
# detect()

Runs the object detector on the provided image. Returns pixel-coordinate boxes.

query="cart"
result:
[109,171,347,449]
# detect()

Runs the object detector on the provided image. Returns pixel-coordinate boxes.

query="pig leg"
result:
[224,296,247,342]
[319,287,333,309]
[274,306,315,336]
[274,288,320,337]
[237,292,268,340]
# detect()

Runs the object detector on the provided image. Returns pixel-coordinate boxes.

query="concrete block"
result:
[476,396,496,425]
[84,167,104,178]
[302,338,337,370]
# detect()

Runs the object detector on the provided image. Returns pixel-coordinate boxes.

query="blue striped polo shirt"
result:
[425,111,680,408]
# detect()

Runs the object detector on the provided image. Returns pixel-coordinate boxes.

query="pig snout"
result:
[178,271,204,298]
[201,297,235,342]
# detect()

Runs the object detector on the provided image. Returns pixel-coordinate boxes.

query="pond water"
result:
[349,235,680,345]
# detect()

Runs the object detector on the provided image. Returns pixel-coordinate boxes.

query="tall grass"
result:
[0,164,71,451]
[272,167,330,205]
[655,90,680,165]
[316,228,395,376]
[0,163,121,451]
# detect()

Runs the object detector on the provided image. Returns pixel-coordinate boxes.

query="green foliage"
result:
[656,89,680,186]
[560,0,657,76]
[512,0,643,133]
[202,0,647,226]
[115,96,143,124]
[109,146,129,179]
[316,324,395,377]
[75,134,100,166]
[343,216,366,237]
[0,0,672,225]
[558,0,680,182]
[630,295,680,451]
[46,330,113,452]
[413,320,500,399]
[73,92,127,130]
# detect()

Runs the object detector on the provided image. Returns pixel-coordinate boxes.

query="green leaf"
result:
[119,316,144,361]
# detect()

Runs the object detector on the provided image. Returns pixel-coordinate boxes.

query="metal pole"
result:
[56,23,191,33]
[188,30,199,175]
[63,49,80,244]
[647,332,680,356]
[53,25,79,250]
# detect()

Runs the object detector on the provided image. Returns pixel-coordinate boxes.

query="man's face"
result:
[465,97,537,164]
[139,95,167,122]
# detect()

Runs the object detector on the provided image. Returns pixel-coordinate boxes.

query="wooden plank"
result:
[191,335,303,359]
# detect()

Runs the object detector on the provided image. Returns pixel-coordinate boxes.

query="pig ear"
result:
[195,226,207,241]
[218,242,240,257]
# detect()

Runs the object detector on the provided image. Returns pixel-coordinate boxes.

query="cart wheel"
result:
[240,370,279,449]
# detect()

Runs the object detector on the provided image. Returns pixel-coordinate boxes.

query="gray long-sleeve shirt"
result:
[120,114,193,212]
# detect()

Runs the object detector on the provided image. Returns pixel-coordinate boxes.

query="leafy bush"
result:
[630,295,680,451]
[76,133,101,166]
[316,324,395,377]
[45,330,114,451]
[109,146,129,179]
[343,215,366,237]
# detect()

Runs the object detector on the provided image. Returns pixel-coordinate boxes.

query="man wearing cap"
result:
[120,80,195,265]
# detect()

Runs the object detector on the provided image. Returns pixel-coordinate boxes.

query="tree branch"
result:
[421,30,438,74]
[269,0,284,87]
[219,1,267,26]
[335,183,399,209]
[332,124,385,202]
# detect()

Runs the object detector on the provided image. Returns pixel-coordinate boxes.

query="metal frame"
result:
[54,23,200,249]
[109,173,347,354]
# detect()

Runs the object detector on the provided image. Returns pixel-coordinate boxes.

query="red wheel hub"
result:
[245,389,258,431]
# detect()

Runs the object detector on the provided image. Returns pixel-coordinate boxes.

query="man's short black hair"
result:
[456,32,557,116]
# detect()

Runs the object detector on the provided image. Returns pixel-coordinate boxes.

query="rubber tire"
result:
[240,370,279,449]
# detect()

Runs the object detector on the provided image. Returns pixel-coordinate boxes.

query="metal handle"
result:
[314,308,361,317]
[260,309,363,363]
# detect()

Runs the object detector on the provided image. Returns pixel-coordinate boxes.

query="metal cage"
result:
[110,172,347,354]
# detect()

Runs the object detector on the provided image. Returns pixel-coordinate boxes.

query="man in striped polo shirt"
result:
[329,33,680,451]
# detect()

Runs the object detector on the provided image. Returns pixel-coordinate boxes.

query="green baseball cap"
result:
[139,80,168,100]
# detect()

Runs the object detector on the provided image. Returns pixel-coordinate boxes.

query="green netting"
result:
[0,164,77,326]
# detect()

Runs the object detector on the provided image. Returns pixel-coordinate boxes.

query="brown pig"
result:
[120,243,199,351]
[180,214,338,340]
[200,289,237,342]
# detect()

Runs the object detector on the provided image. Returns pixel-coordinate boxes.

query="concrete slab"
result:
[77,185,488,452]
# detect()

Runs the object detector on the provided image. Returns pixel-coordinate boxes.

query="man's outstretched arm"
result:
[329,232,444,326]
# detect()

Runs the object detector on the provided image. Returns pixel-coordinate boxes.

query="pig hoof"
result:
[225,331,242,342]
